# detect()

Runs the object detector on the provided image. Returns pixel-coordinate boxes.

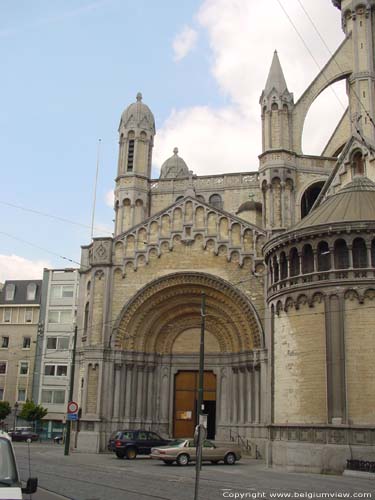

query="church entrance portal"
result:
[174,371,216,439]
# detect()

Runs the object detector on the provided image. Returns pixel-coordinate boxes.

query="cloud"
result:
[172,26,198,61]
[153,106,258,175]
[0,255,51,282]
[105,189,114,208]
[154,0,347,173]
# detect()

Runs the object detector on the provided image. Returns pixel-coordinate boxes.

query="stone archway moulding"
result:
[113,272,265,352]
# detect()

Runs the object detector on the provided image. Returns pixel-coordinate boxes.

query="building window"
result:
[83,303,89,336]
[3,309,11,323]
[48,310,72,324]
[279,252,287,280]
[0,362,7,375]
[41,389,65,404]
[44,365,55,376]
[25,309,33,323]
[0,389,4,400]
[302,244,314,274]
[352,238,367,268]
[17,389,26,402]
[209,194,223,210]
[5,284,15,301]
[19,362,29,375]
[352,151,364,176]
[127,139,135,172]
[1,337,9,349]
[272,256,279,283]
[334,239,349,269]
[46,336,69,350]
[44,364,68,377]
[26,283,37,301]
[22,336,31,349]
[51,285,74,299]
[317,241,331,271]
[289,248,300,276]
[56,365,68,377]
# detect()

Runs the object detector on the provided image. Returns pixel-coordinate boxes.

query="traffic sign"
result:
[67,401,78,414]
[67,413,78,421]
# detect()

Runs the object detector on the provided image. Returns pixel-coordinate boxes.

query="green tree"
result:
[18,400,48,424]
[0,401,11,422]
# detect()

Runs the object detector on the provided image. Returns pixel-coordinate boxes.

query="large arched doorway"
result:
[113,272,265,439]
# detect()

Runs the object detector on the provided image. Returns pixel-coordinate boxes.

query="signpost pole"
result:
[64,325,78,456]
[194,292,206,500]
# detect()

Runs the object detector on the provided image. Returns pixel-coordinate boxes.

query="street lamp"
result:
[13,401,19,430]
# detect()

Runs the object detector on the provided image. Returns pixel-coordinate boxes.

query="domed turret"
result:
[120,92,155,134]
[159,148,190,179]
[114,92,156,237]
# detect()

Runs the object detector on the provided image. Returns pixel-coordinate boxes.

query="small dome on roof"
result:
[237,201,262,214]
[159,148,190,179]
[120,92,155,133]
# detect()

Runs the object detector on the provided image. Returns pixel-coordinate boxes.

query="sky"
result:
[0,0,347,282]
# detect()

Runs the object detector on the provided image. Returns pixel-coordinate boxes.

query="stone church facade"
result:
[75,0,375,472]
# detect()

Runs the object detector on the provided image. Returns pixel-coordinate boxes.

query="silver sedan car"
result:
[151,438,241,466]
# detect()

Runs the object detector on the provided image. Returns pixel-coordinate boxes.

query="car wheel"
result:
[224,452,236,465]
[125,447,137,460]
[163,460,173,465]
[176,453,189,466]
[116,451,125,459]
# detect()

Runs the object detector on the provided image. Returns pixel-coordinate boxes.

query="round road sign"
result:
[67,401,78,414]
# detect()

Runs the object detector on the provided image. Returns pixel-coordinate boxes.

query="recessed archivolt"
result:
[114,272,264,353]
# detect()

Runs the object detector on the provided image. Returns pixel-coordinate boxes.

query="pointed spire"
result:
[264,51,288,96]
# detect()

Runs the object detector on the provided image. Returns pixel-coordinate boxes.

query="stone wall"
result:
[274,301,327,424]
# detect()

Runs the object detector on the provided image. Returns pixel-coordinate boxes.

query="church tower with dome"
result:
[74,0,375,473]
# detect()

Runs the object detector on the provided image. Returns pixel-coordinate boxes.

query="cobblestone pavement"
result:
[14,443,374,500]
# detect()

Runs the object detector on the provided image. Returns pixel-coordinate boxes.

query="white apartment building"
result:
[33,269,79,437]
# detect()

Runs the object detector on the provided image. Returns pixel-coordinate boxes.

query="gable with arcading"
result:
[111,196,266,272]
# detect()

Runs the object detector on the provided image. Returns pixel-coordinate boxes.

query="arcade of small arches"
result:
[266,234,375,296]
[270,286,375,315]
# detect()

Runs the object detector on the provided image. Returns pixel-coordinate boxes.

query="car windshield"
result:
[0,438,18,485]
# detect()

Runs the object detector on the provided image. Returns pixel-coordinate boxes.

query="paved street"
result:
[14,443,374,500]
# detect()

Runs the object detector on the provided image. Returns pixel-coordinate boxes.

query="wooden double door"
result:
[174,371,216,439]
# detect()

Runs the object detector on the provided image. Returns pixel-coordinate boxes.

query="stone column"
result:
[297,251,302,275]
[124,364,134,421]
[329,246,335,270]
[348,244,353,268]
[246,366,253,423]
[113,363,122,419]
[135,365,144,420]
[160,366,170,422]
[231,368,239,424]
[366,244,372,267]
[219,368,228,424]
[280,181,286,227]
[325,294,346,423]
[313,249,318,273]
[254,366,260,424]
[268,184,274,228]
[238,367,245,424]
[146,367,154,422]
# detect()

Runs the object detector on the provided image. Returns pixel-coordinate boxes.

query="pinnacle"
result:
[264,51,288,96]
